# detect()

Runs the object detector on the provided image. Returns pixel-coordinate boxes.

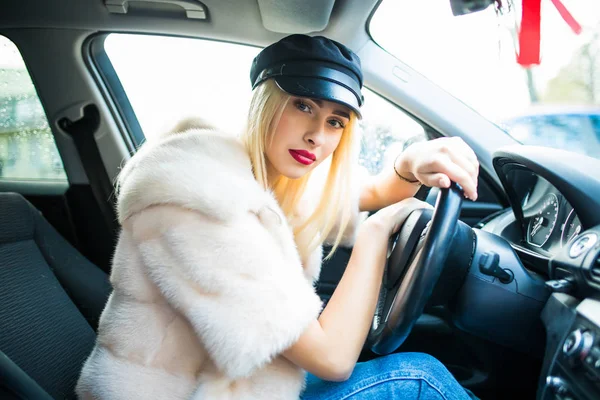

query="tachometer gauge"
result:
[527,193,559,247]
[561,209,582,247]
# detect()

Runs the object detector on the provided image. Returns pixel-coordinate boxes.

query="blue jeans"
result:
[300,352,479,400]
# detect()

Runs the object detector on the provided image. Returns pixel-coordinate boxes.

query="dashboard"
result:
[485,145,600,400]
[513,170,583,256]
[483,147,600,265]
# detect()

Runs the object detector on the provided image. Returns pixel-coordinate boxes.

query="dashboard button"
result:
[546,375,567,393]
[569,233,597,258]
[585,355,595,366]
[563,329,595,366]
[563,330,582,356]
[545,278,575,294]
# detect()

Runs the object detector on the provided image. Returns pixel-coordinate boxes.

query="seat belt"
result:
[57,104,120,238]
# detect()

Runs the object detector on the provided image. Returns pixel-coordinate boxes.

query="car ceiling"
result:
[0,0,378,49]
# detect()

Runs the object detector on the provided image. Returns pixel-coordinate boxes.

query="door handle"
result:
[105,0,207,19]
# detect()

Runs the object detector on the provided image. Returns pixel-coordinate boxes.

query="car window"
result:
[370,0,600,159]
[358,90,425,175]
[101,34,425,176]
[0,36,67,181]
[504,113,600,157]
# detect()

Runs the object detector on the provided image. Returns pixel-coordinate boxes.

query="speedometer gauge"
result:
[561,209,582,247]
[527,193,559,247]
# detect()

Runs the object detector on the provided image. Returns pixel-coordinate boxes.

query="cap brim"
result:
[274,76,362,119]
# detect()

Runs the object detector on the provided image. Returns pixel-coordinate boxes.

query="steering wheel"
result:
[367,183,465,355]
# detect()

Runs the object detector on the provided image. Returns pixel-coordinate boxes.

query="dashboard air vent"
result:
[591,255,600,284]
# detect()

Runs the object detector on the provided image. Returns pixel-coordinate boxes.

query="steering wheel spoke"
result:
[385,209,433,289]
[368,183,471,355]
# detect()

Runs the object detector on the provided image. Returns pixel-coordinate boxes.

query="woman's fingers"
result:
[449,151,479,184]
[421,172,451,189]
[371,198,431,236]
[416,153,478,200]
[399,137,480,200]
[438,138,479,190]
[446,153,479,198]
[388,198,431,234]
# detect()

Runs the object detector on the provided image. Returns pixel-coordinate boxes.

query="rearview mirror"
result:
[449,0,495,16]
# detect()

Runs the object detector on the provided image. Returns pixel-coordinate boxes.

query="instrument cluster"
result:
[521,178,583,256]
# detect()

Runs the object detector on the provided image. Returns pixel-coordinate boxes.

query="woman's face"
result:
[266,96,351,181]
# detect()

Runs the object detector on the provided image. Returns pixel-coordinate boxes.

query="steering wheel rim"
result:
[367,183,465,355]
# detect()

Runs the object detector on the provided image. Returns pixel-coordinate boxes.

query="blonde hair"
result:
[241,79,358,261]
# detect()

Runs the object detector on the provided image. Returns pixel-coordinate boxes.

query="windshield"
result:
[370,0,600,159]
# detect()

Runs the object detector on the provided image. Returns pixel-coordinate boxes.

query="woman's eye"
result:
[328,119,345,129]
[296,102,311,113]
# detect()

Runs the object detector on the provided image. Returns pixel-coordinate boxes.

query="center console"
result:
[540,296,600,400]
[539,224,600,400]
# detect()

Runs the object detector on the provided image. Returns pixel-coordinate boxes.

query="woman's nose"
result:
[305,126,325,147]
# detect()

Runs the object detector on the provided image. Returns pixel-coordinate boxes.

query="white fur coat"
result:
[76,123,365,400]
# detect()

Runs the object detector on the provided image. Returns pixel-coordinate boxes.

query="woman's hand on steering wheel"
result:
[396,137,479,201]
[365,197,433,238]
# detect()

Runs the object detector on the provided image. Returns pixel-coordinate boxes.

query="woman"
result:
[76,35,479,399]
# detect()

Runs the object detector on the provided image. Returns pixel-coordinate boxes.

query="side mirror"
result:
[449,0,495,16]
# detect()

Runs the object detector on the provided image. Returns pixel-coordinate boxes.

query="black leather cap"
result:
[250,34,364,118]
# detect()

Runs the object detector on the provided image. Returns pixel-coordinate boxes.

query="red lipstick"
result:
[289,149,316,165]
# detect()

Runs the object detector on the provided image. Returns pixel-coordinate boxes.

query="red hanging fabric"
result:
[549,0,582,34]
[517,0,541,66]
[516,0,582,67]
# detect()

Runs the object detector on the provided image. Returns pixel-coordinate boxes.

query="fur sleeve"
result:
[129,205,322,379]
